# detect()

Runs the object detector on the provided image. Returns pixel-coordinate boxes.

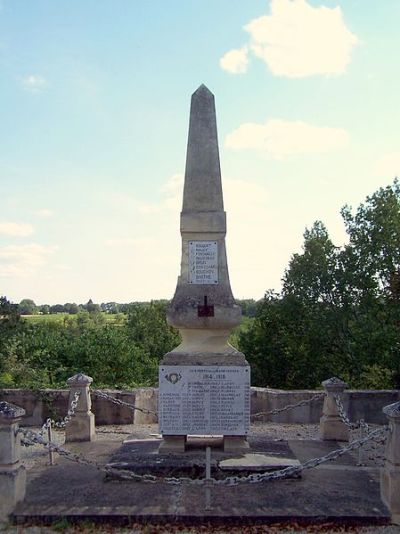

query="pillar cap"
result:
[321,377,347,390]
[0,401,25,420]
[383,401,400,419]
[67,372,93,386]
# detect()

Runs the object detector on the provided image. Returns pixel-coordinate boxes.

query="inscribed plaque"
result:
[188,241,218,284]
[159,365,250,435]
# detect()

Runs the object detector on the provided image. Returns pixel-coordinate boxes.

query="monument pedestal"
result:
[159,358,250,453]
[158,435,187,453]
[159,85,251,453]
[223,435,250,452]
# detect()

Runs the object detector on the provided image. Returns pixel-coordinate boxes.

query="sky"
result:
[1,0,400,305]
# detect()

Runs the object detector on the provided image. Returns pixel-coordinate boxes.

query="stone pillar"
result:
[319,377,350,441]
[0,402,26,519]
[381,401,400,524]
[65,373,95,442]
[159,85,250,453]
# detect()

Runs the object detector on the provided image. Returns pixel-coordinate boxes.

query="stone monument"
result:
[159,85,250,452]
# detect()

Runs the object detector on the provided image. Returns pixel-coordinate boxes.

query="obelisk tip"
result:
[192,84,214,98]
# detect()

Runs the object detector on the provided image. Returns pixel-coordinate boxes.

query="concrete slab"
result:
[10,432,391,527]
[106,436,298,479]
[219,453,300,471]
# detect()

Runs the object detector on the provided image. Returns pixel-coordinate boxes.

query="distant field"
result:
[22,313,125,324]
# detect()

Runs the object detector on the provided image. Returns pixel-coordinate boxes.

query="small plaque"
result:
[189,241,218,285]
[159,365,250,435]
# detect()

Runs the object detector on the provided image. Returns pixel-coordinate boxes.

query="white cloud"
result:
[33,208,53,218]
[374,152,400,178]
[219,46,249,74]
[0,222,34,237]
[225,119,349,158]
[0,243,58,277]
[220,0,358,78]
[21,74,47,92]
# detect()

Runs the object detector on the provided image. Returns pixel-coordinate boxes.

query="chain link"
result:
[253,392,325,419]
[38,390,81,436]
[333,394,370,432]
[93,390,157,416]
[106,425,389,486]
[20,391,81,447]
[18,422,388,486]
[18,426,110,470]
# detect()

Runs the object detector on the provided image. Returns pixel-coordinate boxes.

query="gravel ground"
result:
[1,422,395,534]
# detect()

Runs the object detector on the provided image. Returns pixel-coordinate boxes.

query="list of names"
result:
[159,366,250,435]
[188,241,218,285]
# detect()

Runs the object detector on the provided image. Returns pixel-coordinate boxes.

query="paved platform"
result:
[106,435,300,478]
[11,430,390,527]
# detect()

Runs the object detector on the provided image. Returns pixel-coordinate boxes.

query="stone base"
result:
[0,464,26,518]
[158,435,186,453]
[65,413,95,443]
[219,452,301,473]
[223,435,250,452]
[319,415,350,441]
[381,464,400,518]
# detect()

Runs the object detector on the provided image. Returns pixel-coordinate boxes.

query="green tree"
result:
[126,301,180,360]
[39,304,50,315]
[64,302,79,314]
[19,298,37,315]
[240,180,400,389]
[84,299,101,313]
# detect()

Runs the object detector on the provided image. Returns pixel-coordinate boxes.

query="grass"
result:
[22,313,126,325]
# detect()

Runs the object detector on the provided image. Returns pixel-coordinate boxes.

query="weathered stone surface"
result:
[320,378,349,441]
[322,377,348,390]
[182,85,223,213]
[0,423,22,465]
[165,84,243,356]
[0,387,398,426]
[218,453,300,471]
[158,435,186,453]
[223,435,250,452]
[65,412,95,443]
[319,415,350,441]
[12,431,390,525]
[381,401,400,524]
[159,85,250,449]
[65,373,95,442]
[0,402,26,519]
[0,464,26,518]
[0,401,25,420]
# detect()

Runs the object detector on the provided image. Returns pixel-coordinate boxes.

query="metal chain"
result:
[20,391,81,447]
[17,423,388,486]
[93,390,157,416]
[108,424,388,486]
[253,392,325,419]
[333,394,370,432]
[38,390,81,436]
[18,426,113,470]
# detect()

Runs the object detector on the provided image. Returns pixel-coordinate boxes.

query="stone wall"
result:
[0,387,398,427]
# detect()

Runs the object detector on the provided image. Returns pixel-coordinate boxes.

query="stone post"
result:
[159,85,250,453]
[381,401,400,524]
[319,377,350,441]
[0,402,26,518]
[65,373,95,442]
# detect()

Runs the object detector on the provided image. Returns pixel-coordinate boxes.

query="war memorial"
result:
[1,86,400,531]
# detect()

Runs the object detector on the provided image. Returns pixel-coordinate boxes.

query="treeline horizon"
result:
[1,179,399,391]
[9,298,259,317]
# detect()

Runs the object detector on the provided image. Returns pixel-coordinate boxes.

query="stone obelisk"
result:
[159,85,250,452]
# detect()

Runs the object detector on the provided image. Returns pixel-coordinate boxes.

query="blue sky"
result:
[1,0,400,304]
